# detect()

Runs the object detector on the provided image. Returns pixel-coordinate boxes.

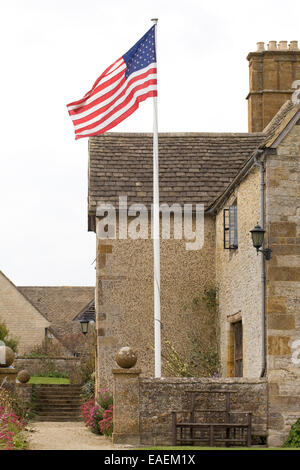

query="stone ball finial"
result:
[17,369,31,384]
[0,346,15,368]
[115,346,137,369]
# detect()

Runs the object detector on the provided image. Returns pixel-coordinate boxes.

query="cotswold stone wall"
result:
[216,167,263,378]
[96,215,216,391]
[265,124,300,446]
[112,372,268,446]
[16,383,33,404]
[15,357,81,377]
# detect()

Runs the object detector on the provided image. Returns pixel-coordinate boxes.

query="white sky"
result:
[0,0,299,286]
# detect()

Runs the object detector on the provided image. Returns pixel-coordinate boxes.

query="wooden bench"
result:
[171,390,252,447]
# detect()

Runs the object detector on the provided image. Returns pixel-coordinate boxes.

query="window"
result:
[223,202,238,249]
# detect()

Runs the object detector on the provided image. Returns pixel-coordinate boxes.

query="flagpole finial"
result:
[151,18,158,24]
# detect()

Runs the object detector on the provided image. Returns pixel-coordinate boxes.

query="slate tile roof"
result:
[73,300,96,323]
[263,100,295,140]
[18,286,94,339]
[88,100,300,227]
[263,100,300,147]
[88,132,265,215]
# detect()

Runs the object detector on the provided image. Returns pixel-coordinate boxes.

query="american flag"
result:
[67,26,157,140]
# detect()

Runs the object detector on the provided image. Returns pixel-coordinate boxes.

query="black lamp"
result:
[250,224,272,260]
[79,320,89,335]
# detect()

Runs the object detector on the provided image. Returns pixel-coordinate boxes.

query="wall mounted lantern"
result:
[79,320,89,335]
[250,224,272,260]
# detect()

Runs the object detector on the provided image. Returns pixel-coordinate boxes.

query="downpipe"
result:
[254,150,267,378]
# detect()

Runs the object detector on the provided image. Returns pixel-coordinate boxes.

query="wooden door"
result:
[234,321,243,377]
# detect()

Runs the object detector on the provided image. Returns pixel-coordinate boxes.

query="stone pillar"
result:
[112,368,141,445]
[0,368,17,383]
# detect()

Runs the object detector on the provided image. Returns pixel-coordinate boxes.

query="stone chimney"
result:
[247,41,300,132]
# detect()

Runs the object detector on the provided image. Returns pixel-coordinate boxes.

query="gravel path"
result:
[29,421,130,450]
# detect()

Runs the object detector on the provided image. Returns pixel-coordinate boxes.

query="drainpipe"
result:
[254,150,267,377]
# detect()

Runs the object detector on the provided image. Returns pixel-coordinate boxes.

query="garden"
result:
[0,382,32,450]
[81,382,114,438]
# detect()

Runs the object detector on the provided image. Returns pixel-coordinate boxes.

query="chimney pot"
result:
[278,40,288,50]
[289,40,299,51]
[268,41,277,51]
[256,42,265,52]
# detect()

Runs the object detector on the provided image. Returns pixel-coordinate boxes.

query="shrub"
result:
[81,389,113,436]
[81,398,104,434]
[99,405,113,437]
[0,383,33,423]
[0,320,18,353]
[283,418,300,448]
[23,339,67,358]
[81,379,95,401]
[97,388,113,411]
[0,406,28,450]
[162,287,220,378]
[81,398,95,427]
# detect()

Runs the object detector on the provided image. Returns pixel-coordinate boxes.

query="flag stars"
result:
[123,27,156,78]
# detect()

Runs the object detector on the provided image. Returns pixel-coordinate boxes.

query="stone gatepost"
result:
[0,368,17,383]
[112,368,141,445]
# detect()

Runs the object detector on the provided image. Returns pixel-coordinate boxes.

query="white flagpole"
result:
[151,18,161,378]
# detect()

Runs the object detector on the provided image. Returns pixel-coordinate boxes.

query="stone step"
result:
[35,400,81,405]
[35,408,81,413]
[35,405,81,411]
[36,395,82,400]
[36,393,82,399]
[36,388,82,392]
[34,416,83,422]
[33,384,84,422]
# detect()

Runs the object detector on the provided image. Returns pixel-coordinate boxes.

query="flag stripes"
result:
[67,26,157,139]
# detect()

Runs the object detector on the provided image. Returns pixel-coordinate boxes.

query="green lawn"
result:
[28,376,70,385]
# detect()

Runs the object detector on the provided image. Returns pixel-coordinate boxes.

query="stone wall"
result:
[112,371,268,446]
[0,271,50,355]
[216,167,263,378]
[16,383,33,404]
[265,123,300,446]
[15,357,81,378]
[96,214,216,391]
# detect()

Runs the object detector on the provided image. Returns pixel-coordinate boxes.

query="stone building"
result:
[88,40,300,446]
[19,286,94,340]
[0,270,50,355]
[18,286,95,356]
[0,271,95,356]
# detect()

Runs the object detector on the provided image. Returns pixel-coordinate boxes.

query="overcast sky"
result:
[0,0,299,286]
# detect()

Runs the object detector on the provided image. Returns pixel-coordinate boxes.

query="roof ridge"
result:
[91,132,265,137]
[263,100,295,136]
